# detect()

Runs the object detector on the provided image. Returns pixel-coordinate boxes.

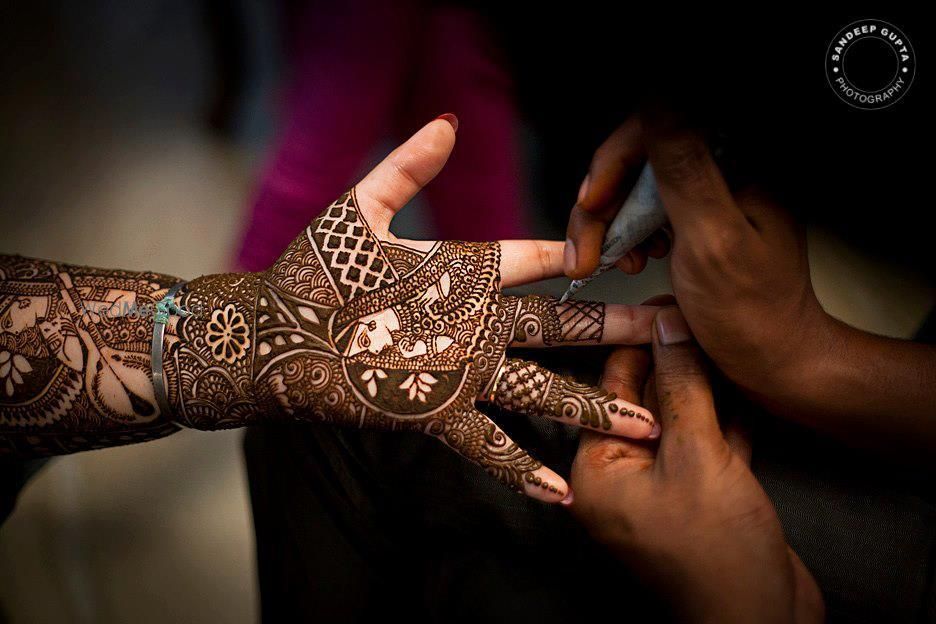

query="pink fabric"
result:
[235,2,526,272]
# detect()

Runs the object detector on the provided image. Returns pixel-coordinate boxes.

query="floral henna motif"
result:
[205,304,251,364]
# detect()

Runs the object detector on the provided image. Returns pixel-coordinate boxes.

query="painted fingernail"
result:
[560,490,574,506]
[435,113,458,132]
[577,175,590,205]
[563,238,577,275]
[656,306,691,345]
[649,421,661,439]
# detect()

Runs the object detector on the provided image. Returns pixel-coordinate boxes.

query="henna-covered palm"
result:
[228,120,657,503]
[1,120,656,493]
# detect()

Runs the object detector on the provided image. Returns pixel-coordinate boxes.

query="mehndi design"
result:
[0,118,657,502]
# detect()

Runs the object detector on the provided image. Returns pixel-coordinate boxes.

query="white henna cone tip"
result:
[560,164,667,302]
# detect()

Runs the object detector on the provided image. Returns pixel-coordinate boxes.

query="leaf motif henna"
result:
[0,255,181,455]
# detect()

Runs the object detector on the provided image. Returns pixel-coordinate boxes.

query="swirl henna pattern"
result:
[0,118,658,502]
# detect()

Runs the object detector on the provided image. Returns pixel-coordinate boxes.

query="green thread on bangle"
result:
[155,294,192,326]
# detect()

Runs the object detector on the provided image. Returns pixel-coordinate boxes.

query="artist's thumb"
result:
[651,306,725,467]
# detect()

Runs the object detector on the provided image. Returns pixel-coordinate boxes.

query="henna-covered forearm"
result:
[0,257,277,455]
[0,254,182,456]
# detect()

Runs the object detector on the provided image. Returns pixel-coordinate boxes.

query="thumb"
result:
[354,115,458,235]
[651,306,725,466]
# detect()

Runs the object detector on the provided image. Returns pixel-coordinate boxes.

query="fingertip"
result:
[560,490,575,506]
[654,306,692,347]
[523,466,570,503]
[434,112,458,133]
[565,207,607,280]
[605,396,656,440]
[615,253,634,274]
[631,251,648,274]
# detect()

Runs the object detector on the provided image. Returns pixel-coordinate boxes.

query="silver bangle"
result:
[151,281,191,422]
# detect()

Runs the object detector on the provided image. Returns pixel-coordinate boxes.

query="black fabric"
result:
[245,422,666,623]
[756,422,936,623]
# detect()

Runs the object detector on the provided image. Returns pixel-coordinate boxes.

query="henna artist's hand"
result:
[566,116,828,411]
[168,118,660,503]
[570,307,824,624]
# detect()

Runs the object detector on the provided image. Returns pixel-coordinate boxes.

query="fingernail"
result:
[560,490,574,506]
[577,175,590,205]
[648,421,661,439]
[655,306,691,345]
[435,113,458,132]
[563,238,577,275]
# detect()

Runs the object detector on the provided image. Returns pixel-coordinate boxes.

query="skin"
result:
[0,117,663,503]
[570,304,825,624]
[566,115,936,454]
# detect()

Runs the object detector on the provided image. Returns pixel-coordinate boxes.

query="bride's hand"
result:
[177,117,660,502]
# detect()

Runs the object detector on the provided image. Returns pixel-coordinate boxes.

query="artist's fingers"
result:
[645,121,751,238]
[616,229,673,274]
[578,117,645,214]
[565,119,646,280]
[355,115,458,235]
[644,228,673,258]
[651,306,726,465]
[615,249,647,275]
[507,296,655,347]
[498,240,565,287]
[432,408,569,504]
[486,358,658,440]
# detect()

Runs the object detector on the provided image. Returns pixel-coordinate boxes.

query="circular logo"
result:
[825,19,915,109]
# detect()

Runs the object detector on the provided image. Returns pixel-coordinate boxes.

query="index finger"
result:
[565,118,645,280]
